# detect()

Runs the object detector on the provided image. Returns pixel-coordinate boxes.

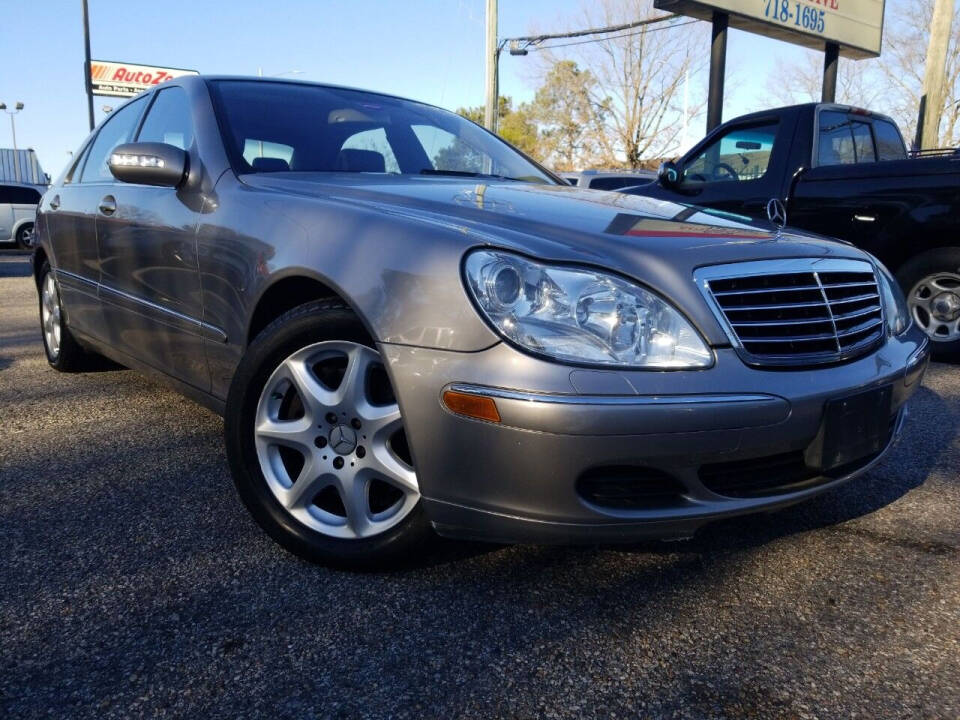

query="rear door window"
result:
[818,111,878,165]
[0,185,41,204]
[873,120,907,161]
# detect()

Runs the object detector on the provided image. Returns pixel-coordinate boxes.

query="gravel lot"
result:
[1,249,958,719]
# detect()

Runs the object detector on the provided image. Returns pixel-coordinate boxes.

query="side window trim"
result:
[65,138,95,185]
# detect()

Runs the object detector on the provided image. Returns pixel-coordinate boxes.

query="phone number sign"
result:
[654,0,885,58]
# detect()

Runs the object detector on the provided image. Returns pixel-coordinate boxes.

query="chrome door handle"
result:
[98,195,117,216]
[49,194,60,211]
[853,214,876,223]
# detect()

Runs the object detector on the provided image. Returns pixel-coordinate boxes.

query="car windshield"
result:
[209,80,555,184]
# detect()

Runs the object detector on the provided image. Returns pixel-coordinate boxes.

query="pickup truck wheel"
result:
[224,299,432,569]
[897,248,960,359]
[39,261,90,371]
[16,223,34,249]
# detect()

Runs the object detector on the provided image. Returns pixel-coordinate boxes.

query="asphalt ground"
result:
[1,248,958,719]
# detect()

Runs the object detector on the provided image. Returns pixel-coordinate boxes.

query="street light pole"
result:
[0,102,24,183]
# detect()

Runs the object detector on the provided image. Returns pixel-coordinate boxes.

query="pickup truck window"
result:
[818,111,877,166]
[873,120,907,161]
[681,122,778,185]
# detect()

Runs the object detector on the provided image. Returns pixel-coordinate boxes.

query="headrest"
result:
[336,149,386,173]
[251,156,290,172]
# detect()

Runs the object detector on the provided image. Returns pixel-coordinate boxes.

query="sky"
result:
[2,0,817,180]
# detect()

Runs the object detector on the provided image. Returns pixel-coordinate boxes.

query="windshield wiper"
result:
[419,168,527,182]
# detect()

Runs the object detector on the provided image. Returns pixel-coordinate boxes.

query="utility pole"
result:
[917,0,954,149]
[484,0,498,131]
[82,0,95,131]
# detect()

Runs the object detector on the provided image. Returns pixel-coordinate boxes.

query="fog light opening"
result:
[442,390,501,423]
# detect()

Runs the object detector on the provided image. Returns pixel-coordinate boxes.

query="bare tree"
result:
[764,52,884,109]
[531,0,707,168]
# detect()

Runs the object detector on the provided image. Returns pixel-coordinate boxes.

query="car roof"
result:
[182,74,454,116]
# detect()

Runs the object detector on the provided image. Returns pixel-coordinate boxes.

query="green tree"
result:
[454,97,541,158]
[529,60,608,171]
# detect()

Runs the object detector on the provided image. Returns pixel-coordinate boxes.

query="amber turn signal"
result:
[442,390,501,423]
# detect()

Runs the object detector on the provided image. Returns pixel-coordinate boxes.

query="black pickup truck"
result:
[623,103,960,357]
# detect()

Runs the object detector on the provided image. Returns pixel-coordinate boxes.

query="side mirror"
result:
[108,142,188,187]
[658,160,680,188]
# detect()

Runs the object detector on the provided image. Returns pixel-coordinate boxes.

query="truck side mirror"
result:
[658,161,680,188]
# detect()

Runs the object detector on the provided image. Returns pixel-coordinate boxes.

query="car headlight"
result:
[463,249,712,368]
[874,261,910,336]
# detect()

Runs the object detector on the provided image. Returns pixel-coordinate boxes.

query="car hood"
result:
[240,174,870,348]
[241,172,858,263]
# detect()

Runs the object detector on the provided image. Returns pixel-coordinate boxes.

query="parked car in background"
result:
[562,168,656,190]
[34,78,928,568]
[622,103,960,358]
[0,183,41,248]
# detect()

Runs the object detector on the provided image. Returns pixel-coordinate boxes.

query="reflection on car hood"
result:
[240,173,861,264]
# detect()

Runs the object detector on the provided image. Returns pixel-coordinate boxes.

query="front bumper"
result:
[381,326,930,544]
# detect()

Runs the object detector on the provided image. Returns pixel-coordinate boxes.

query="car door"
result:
[96,85,209,390]
[640,118,788,219]
[47,96,150,341]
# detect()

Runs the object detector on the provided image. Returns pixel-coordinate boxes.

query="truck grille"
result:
[695,259,885,366]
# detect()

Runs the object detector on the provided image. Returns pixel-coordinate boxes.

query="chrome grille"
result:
[695,259,885,366]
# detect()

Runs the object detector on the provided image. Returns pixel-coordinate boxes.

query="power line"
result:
[508,13,679,45]
[529,19,699,52]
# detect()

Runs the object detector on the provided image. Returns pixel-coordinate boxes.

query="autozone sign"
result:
[89,60,199,97]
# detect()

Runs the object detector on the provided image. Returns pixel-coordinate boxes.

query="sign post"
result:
[656,0,886,129]
[82,0,95,131]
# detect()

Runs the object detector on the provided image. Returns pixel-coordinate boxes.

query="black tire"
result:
[896,247,960,361]
[16,223,34,250]
[38,261,91,372]
[224,299,433,569]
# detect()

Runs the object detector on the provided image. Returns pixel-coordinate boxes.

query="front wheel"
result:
[897,248,960,360]
[224,299,432,569]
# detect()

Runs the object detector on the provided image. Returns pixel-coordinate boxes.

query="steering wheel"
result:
[712,162,740,181]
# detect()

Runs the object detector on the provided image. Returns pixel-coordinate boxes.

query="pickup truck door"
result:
[96,86,210,391]
[789,111,911,264]
[642,116,793,220]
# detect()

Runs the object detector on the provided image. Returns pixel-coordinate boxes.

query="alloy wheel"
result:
[909,272,960,342]
[41,273,62,359]
[253,340,419,539]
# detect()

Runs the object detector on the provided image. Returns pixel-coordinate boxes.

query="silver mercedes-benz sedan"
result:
[33,76,929,567]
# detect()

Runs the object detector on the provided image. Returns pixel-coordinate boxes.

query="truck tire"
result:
[896,247,960,360]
